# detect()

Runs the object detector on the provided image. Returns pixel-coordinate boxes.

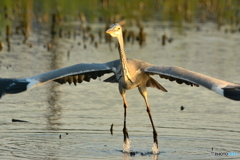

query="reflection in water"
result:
[122,152,159,160]
[46,82,62,130]
[22,0,32,44]
[46,17,63,129]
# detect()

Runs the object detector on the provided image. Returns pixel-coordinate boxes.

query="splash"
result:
[152,143,159,154]
[122,139,131,153]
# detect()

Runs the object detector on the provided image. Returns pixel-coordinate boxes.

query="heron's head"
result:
[106,23,122,38]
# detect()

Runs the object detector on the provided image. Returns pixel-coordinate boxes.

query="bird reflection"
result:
[46,18,63,129]
[122,152,159,160]
[46,82,62,130]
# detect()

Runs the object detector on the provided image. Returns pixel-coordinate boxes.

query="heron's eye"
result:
[117,27,120,30]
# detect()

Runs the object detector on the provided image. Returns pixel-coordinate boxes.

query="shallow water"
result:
[0,22,240,160]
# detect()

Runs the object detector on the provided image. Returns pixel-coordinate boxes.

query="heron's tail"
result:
[0,78,29,98]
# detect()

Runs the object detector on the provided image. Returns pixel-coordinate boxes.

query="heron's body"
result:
[0,23,240,153]
[114,59,150,89]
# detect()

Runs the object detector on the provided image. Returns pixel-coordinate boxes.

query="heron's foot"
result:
[152,142,159,154]
[123,138,131,153]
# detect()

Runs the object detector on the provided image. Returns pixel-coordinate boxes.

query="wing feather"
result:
[0,60,121,97]
[144,65,240,101]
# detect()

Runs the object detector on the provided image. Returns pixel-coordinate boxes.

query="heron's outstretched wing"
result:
[144,65,240,101]
[0,60,120,98]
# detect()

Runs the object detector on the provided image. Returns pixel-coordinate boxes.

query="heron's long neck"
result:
[117,35,131,81]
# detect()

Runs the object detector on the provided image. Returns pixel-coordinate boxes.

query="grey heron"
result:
[0,23,240,153]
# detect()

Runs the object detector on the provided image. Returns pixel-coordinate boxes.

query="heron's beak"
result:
[106,28,115,34]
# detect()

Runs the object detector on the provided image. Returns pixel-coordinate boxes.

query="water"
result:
[123,139,131,153]
[0,22,239,160]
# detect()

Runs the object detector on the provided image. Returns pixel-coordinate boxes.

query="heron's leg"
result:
[121,92,129,142]
[138,86,158,148]
[119,85,129,144]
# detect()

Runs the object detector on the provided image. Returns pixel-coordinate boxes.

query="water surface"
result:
[0,22,239,160]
